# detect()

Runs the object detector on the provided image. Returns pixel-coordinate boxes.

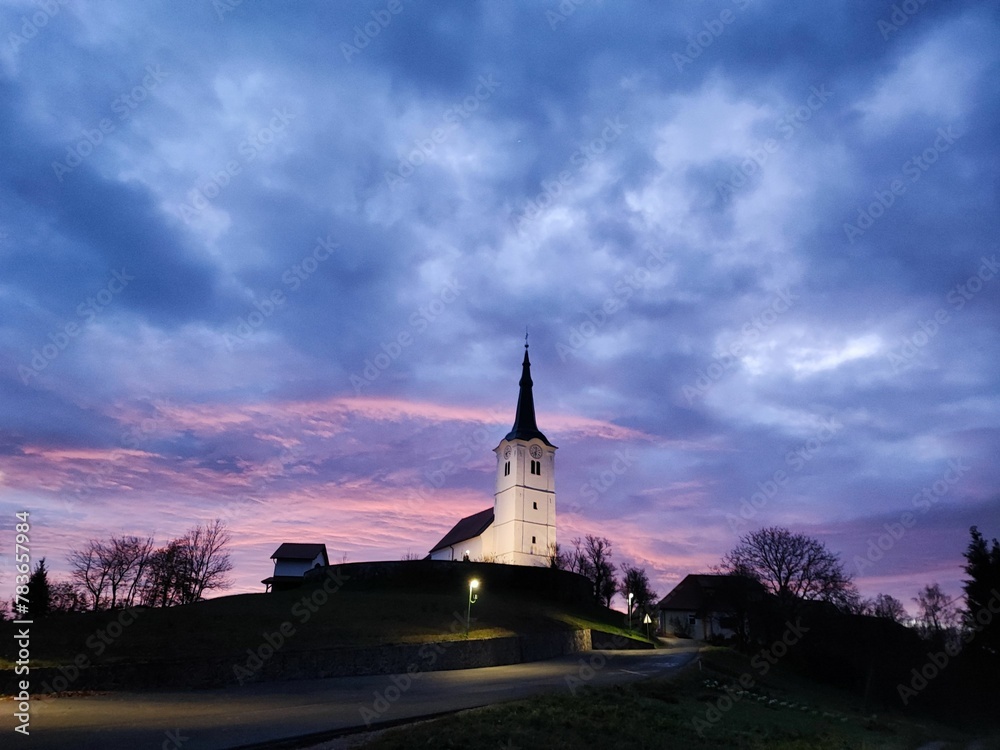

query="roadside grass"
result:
[0,584,643,669]
[354,647,994,750]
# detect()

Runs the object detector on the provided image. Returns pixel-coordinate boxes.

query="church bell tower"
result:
[492,341,556,565]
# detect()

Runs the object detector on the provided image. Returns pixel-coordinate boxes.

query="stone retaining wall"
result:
[591,629,655,650]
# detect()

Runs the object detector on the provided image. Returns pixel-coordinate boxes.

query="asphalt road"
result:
[0,646,698,749]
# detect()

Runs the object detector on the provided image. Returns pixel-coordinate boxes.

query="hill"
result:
[0,561,648,681]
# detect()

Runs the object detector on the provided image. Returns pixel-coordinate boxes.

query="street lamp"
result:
[466,578,479,636]
[627,591,634,630]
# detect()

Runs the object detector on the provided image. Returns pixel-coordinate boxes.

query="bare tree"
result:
[568,537,593,578]
[68,535,154,610]
[49,581,88,613]
[571,535,618,607]
[111,535,155,608]
[868,593,907,623]
[548,543,567,570]
[139,522,234,606]
[722,526,856,609]
[140,540,188,607]
[178,520,234,603]
[913,583,959,641]
[68,540,112,610]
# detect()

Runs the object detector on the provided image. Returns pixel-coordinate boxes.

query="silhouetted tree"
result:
[68,535,154,610]
[49,581,88,613]
[957,525,1000,717]
[181,520,233,602]
[27,558,51,618]
[140,540,188,607]
[619,564,657,623]
[110,535,155,607]
[548,543,567,570]
[568,538,591,577]
[868,593,907,623]
[68,540,112,610]
[962,525,1000,654]
[837,586,867,615]
[913,583,959,644]
[71,523,230,609]
[571,535,618,607]
[722,526,856,611]
[140,521,234,606]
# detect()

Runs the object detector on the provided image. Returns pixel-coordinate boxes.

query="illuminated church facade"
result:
[428,344,556,566]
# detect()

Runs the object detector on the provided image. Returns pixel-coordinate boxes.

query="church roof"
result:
[504,344,554,447]
[428,507,494,553]
[271,543,329,563]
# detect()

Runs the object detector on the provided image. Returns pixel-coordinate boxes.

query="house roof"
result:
[503,345,554,447]
[656,574,764,612]
[429,507,494,553]
[270,543,329,562]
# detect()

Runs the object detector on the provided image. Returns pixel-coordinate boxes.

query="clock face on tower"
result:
[503,445,512,458]
[529,445,542,459]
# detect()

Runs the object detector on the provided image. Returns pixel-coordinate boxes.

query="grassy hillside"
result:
[0,578,647,669]
[352,647,998,750]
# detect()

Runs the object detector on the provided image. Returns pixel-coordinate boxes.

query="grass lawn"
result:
[350,647,998,750]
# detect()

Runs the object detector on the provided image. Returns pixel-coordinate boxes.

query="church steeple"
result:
[493,337,557,566]
[504,341,553,446]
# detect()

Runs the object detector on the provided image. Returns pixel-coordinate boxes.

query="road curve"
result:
[0,645,698,750]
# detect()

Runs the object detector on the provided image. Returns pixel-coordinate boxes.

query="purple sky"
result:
[1,1,998,613]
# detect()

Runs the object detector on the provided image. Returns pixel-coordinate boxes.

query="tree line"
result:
[6,519,233,617]
[711,523,1000,718]
[550,521,998,719]
[717,524,994,640]
[551,535,658,624]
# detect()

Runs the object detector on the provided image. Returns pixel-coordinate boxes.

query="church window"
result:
[532,501,537,509]
[530,460,540,475]
[504,461,510,476]
[532,536,536,544]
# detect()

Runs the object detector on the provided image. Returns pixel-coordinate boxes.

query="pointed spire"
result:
[504,339,553,446]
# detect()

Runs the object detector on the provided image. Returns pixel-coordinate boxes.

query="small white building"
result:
[428,344,557,566]
[262,542,329,592]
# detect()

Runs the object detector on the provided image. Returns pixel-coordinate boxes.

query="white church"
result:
[428,343,557,566]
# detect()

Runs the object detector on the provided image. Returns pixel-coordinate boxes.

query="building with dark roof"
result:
[656,573,765,640]
[428,343,557,566]
[262,542,329,592]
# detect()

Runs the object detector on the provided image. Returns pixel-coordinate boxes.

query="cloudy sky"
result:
[1,0,998,612]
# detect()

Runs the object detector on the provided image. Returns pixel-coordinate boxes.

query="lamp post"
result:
[466,578,479,636]
[627,591,634,631]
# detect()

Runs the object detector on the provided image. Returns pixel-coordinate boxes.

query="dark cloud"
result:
[0,0,997,608]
